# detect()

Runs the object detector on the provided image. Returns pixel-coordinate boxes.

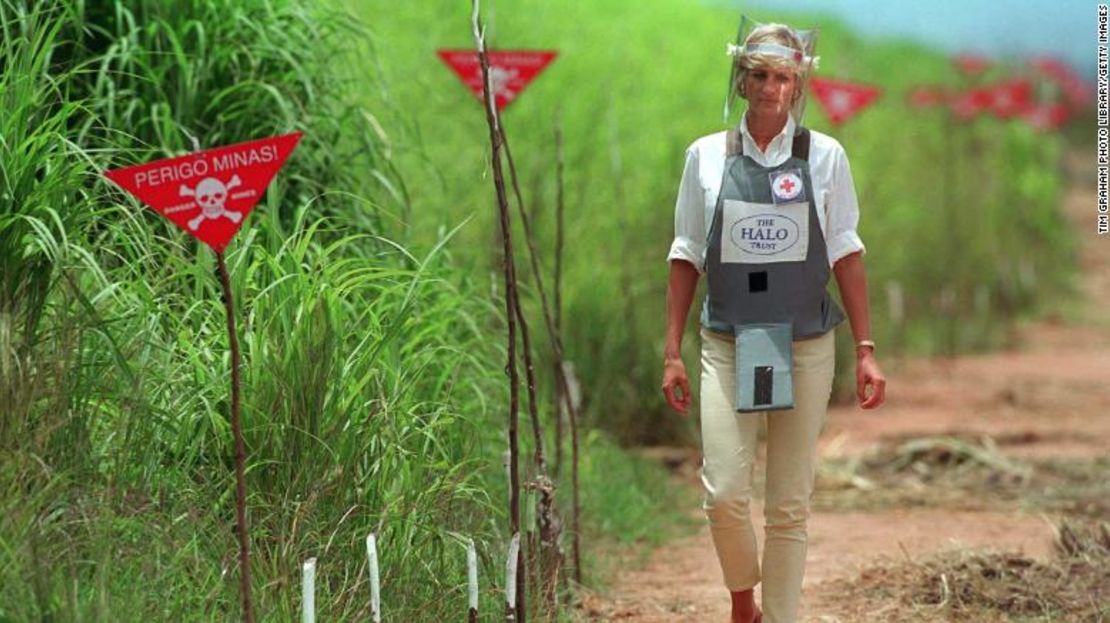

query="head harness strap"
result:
[726,42,808,65]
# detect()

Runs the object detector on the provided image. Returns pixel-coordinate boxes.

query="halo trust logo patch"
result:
[770,169,806,204]
[729,213,802,256]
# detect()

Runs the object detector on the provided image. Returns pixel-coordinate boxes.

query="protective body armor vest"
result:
[701,126,845,339]
[700,126,845,412]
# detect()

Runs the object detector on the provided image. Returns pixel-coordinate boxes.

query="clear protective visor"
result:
[724,16,820,132]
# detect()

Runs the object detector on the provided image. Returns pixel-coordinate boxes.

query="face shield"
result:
[724,16,820,133]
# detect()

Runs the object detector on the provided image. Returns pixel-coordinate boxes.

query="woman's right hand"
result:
[662,357,692,416]
[662,259,700,418]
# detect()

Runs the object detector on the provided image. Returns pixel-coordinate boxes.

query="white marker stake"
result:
[886,280,905,326]
[467,538,479,614]
[505,532,521,616]
[302,557,317,623]
[367,533,381,623]
[559,360,582,420]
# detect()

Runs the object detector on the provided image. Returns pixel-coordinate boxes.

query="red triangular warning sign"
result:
[1030,56,1093,110]
[437,49,557,111]
[1020,102,1070,131]
[105,132,302,252]
[949,78,1034,121]
[809,77,882,126]
[949,86,994,120]
[985,78,1034,119]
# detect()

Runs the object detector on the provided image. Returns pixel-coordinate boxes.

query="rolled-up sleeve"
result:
[667,146,707,273]
[825,145,866,267]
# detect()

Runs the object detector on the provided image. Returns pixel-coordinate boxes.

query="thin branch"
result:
[498,87,584,589]
[472,2,526,620]
[217,251,255,623]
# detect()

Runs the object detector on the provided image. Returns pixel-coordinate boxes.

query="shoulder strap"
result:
[726,128,743,157]
[791,127,811,162]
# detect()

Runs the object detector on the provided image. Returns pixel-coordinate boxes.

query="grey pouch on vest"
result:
[735,323,794,412]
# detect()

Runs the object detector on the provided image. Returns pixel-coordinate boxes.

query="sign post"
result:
[105,131,303,622]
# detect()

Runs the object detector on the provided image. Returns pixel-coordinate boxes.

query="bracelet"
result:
[856,340,875,351]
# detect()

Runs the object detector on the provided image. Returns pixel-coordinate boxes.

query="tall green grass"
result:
[1,1,692,619]
[1,2,91,450]
[65,0,406,232]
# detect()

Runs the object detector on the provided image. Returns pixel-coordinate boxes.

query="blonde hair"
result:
[735,23,808,103]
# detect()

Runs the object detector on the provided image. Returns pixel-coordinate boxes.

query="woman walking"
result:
[661,20,886,623]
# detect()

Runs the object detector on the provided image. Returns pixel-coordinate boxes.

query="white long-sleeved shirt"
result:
[667,114,865,273]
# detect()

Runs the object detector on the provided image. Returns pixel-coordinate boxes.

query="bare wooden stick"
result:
[498,78,582,590]
[511,257,546,475]
[471,3,525,621]
[553,113,565,482]
[510,239,549,621]
[216,251,255,623]
[504,178,560,617]
[468,45,555,619]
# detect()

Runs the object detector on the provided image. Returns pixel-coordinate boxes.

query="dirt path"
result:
[579,148,1106,622]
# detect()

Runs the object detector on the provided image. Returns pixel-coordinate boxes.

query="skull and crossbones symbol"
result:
[179,175,244,231]
[490,66,519,99]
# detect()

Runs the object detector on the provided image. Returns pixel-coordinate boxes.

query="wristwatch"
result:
[855,339,875,352]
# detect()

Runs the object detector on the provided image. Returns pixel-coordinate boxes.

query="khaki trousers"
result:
[698,327,835,623]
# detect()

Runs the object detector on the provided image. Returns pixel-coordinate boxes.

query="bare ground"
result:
[576,148,1107,622]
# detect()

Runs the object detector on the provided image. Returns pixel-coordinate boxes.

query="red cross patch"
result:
[770,170,806,204]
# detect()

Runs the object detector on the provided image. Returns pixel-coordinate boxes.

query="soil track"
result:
[579,148,1106,622]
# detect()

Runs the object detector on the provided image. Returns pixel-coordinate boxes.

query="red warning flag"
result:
[950,78,1034,121]
[1019,102,1071,131]
[437,49,557,111]
[1030,56,1093,110]
[985,78,1034,119]
[809,77,882,126]
[949,86,994,120]
[104,132,302,252]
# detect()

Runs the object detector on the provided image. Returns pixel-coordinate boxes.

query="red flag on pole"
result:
[437,49,557,111]
[809,77,882,126]
[104,132,302,252]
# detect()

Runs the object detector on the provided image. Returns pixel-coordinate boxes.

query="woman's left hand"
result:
[856,350,886,409]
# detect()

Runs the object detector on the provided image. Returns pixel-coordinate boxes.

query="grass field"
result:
[0,0,1077,620]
